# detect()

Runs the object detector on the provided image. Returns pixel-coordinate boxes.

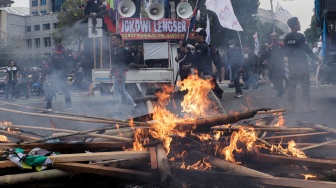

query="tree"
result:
[304,15,320,44]
[0,35,25,67]
[52,0,86,48]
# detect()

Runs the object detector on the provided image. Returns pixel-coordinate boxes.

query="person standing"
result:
[242,45,258,90]
[190,28,225,114]
[269,32,286,97]
[284,17,322,112]
[227,39,244,98]
[109,34,137,116]
[212,46,223,83]
[176,41,192,81]
[4,60,19,100]
[44,48,72,111]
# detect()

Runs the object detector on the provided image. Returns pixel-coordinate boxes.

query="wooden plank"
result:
[149,147,158,171]
[53,163,154,182]
[156,144,171,182]
[249,154,336,170]
[172,168,336,188]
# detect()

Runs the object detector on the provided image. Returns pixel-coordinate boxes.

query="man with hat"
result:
[268,32,286,98]
[284,17,322,113]
[227,39,244,98]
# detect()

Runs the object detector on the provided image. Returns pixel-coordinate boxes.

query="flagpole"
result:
[270,0,275,32]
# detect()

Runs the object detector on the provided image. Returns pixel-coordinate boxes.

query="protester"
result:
[190,28,225,113]
[284,17,322,113]
[227,39,244,98]
[176,41,192,81]
[109,34,137,116]
[268,32,287,97]
[4,60,19,100]
[242,45,258,90]
[44,46,72,111]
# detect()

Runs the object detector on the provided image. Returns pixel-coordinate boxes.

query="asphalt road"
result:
[0,81,336,139]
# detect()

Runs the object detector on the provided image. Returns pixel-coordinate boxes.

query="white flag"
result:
[205,0,243,31]
[206,14,211,44]
[275,2,292,24]
[253,33,259,55]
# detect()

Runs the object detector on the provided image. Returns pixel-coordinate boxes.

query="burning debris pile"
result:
[1,75,336,187]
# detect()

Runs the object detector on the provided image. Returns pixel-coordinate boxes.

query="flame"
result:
[132,128,149,151]
[195,133,212,141]
[213,131,223,141]
[146,75,214,154]
[274,113,285,127]
[301,174,317,180]
[221,127,257,163]
[7,127,20,133]
[181,157,213,171]
[0,121,12,126]
[0,135,9,142]
[271,140,307,158]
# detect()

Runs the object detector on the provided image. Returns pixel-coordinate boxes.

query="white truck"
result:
[91,41,180,96]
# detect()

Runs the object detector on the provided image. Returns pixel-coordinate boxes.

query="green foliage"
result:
[304,15,320,44]
[52,0,86,46]
[0,35,26,66]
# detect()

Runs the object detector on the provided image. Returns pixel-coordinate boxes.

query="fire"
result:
[0,135,8,142]
[0,121,12,126]
[301,174,317,180]
[221,127,257,163]
[143,75,214,154]
[132,128,149,151]
[181,157,213,170]
[271,140,307,158]
[274,112,285,127]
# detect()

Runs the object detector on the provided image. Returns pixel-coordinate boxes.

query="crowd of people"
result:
[1,16,322,115]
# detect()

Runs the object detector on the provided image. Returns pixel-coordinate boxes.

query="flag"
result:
[104,0,120,33]
[184,0,200,41]
[205,14,210,44]
[253,32,259,56]
[321,17,327,59]
[205,0,243,31]
[274,2,292,24]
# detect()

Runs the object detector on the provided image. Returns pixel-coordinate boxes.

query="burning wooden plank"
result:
[212,127,316,133]
[156,144,172,182]
[190,150,273,178]
[0,129,41,142]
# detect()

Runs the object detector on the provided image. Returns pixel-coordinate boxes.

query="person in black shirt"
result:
[227,39,244,98]
[4,60,19,100]
[109,34,137,116]
[284,17,322,112]
[176,41,192,81]
[44,49,72,111]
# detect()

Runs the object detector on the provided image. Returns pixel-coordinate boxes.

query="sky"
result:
[11,0,315,31]
[259,0,315,31]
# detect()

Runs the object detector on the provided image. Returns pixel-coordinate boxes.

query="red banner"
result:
[119,18,190,40]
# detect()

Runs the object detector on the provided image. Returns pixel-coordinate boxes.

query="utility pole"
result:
[270,0,275,32]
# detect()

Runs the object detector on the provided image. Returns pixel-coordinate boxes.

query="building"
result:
[0,0,14,7]
[256,8,291,35]
[0,7,29,40]
[25,0,65,57]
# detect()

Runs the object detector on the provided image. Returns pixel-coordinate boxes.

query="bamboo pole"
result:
[299,139,336,151]
[0,101,143,125]
[0,124,134,141]
[263,132,330,140]
[0,107,133,126]
[24,125,135,144]
[256,108,286,114]
[0,169,73,185]
[0,129,40,142]
[190,150,273,178]
[211,127,315,133]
